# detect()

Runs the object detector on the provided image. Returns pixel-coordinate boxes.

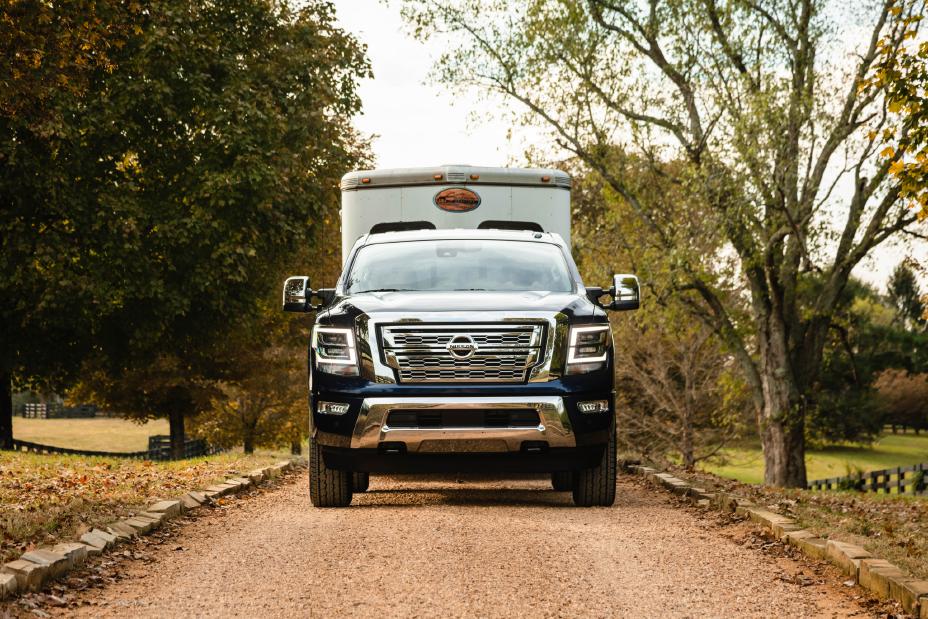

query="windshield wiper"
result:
[355,288,410,293]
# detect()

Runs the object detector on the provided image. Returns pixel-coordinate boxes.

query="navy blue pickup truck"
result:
[283,166,639,507]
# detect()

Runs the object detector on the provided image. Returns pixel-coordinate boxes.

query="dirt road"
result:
[47,472,874,618]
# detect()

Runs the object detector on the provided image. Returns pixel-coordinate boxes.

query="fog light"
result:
[578,400,609,414]
[317,401,350,415]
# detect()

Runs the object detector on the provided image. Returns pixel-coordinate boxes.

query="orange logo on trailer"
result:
[434,187,481,212]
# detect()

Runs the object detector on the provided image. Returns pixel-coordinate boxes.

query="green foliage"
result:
[808,277,928,443]
[566,158,749,467]
[0,0,146,447]
[808,280,887,444]
[188,302,308,453]
[0,1,136,119]
[865,16,928,218]
[1,0,370,449]
[2,4,133,357]
[401,0,928,487]
[887,262,926,329]
[836,462,866,491]
[83,0,369,366]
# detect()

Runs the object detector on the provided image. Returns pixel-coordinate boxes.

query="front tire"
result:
[309,434,353,507]
[572,425,616,507]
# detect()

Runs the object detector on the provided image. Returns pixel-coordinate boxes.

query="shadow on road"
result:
[339,473,660,509]
[355,487,574,508]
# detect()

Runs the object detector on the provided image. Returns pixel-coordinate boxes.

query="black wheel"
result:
[352,472,370,492]
[551,471,573,491]
[572,425,616,507]
[309,434,353,507]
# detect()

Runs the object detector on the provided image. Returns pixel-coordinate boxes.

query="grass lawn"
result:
[701,432,928,484]
[12,417,170,452]
[0,450,289,565]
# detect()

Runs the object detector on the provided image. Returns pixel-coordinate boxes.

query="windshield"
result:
[345,239,574,293]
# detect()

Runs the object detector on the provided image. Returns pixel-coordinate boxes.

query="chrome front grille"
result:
[387,331,534,348]
[380,324,544,383]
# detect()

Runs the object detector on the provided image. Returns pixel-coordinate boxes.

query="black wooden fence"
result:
[146,435,222,460]
[21,403,98,419]
[808,462,928,495]
[9,435,220,461]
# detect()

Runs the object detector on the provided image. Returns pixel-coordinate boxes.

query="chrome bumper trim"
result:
[350,396,574,452]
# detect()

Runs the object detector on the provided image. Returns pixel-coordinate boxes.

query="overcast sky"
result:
[332,0,923,288]
[333,0,538,169]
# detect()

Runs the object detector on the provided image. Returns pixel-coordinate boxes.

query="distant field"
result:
[702,432,928,484]
[12,417,170,452]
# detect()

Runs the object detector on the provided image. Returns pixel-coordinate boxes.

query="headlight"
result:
[565,324,610,375]
[312,326,359,376]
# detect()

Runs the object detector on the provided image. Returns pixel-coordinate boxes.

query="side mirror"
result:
[609,274,640,311]
[282,276,311,312]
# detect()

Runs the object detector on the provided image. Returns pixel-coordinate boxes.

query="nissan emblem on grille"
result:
[446,335,477,360]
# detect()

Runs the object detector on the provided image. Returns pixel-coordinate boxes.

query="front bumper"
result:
[313,391,614,473]
[351,396,574,452]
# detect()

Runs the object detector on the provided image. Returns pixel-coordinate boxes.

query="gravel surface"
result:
[39,472,876,618]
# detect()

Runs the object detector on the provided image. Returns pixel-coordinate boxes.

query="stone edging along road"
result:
[4,460,925,615]
[625,463,928,618]
[0,459,299,602]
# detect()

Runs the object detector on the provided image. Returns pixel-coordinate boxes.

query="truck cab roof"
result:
[355,227,568,249]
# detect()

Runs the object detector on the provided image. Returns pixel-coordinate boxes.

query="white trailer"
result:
[339,165,571,262]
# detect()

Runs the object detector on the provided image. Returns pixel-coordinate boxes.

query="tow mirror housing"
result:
[282,276,311,312]
[609,274,640,311]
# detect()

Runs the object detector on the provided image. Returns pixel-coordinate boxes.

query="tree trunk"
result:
[290,440,302,456]
[761,415,807,487]
[759,359,808,488]
[168,409,185,460]
[243,432,255,455]
[0,370,13,450]
[756,308,809,488]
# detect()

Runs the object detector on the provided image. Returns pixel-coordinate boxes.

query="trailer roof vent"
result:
[369,221,437,235]
[477,220,544,233]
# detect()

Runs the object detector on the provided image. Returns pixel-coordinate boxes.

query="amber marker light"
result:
[361,177,371,184]
[470,174,480,180]
[541,175,551,183]
[433,173,443,180]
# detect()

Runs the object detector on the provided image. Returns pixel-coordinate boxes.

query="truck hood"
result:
[325,290,601,318]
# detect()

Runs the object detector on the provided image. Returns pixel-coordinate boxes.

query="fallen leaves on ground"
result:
[0,450,282,564]
[662,465,928,581]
